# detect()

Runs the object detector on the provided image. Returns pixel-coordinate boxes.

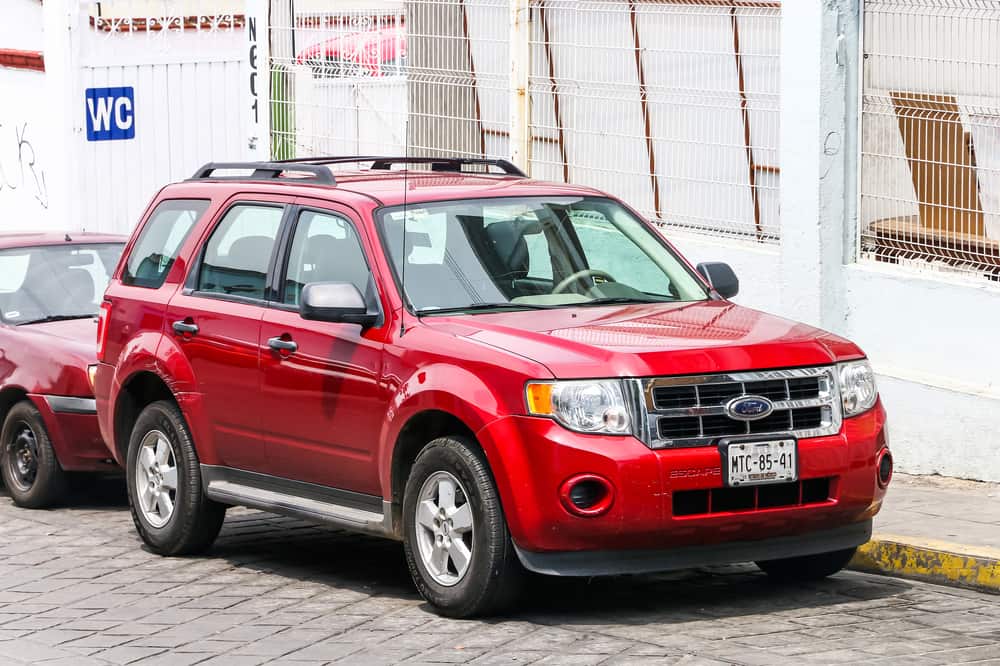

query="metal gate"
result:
[75,1,254,234]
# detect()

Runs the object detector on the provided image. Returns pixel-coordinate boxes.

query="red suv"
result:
[96,157,891,617]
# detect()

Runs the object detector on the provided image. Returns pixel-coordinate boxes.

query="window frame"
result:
[268,204,379,315]
[121,198,210,290]
[183,200,291,306]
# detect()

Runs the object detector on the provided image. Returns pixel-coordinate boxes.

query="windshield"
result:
[377,196,709,314]
[0,243,125,325]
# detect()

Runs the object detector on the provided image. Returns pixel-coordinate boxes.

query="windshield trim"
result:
[372,194,711,317]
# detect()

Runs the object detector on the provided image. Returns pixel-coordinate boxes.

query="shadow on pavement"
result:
[205,509,911,623]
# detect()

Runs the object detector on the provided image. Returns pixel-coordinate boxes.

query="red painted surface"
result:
[96,170,889,556]
[296,27,406,76]
[0,49,45,72]
[0,235,126,472]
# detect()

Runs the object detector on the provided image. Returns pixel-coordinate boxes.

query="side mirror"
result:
[300,282,378,328]
[696,262,739,299]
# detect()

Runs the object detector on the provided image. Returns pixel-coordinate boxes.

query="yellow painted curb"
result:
[850,534,1000,593]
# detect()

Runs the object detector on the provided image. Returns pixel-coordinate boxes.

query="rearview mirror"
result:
[300,282,378,328]
[696,262,739,299]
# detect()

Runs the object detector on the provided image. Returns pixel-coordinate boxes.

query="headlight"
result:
[838,360,878,417]
[525,380,632,435]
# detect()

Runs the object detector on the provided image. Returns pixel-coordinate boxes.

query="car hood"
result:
[14,318,99,362]
[421,301,863,379]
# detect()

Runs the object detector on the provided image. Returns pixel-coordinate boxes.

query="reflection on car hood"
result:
[422,301,863,379]
[14,318,99,361]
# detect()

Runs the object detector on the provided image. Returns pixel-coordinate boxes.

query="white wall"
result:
[0,0,43,51]
[0,0,54,231]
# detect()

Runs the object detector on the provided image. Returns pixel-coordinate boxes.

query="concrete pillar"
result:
[778,0,860,333]
[509,0,531,174]
[41,1,81,231]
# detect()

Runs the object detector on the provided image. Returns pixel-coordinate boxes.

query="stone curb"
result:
[850,533,1000,594]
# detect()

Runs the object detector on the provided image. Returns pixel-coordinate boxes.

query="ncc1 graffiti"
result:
[0,122,48,209]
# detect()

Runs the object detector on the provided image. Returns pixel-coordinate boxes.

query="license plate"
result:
[721,439,797,487]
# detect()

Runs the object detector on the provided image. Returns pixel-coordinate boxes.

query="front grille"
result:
[634,367,841,449]
[672,478,833,517]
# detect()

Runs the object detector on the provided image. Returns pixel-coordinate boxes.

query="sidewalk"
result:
[850,472,1000,593]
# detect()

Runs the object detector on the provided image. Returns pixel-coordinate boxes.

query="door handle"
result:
[267,336,298,354]
[172,320,199,336]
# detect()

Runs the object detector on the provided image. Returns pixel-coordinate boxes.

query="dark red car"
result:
[0,233,126,507]
[95,158,891,617]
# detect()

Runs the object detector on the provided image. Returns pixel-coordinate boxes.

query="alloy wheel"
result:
[134,430,179,528]
[414,470,475,586]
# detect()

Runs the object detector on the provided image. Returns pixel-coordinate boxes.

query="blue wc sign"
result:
[85,87,135,141]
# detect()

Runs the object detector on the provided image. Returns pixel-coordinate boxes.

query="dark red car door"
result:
[258,203,387,496]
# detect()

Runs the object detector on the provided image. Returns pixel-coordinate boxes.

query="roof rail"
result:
[189,162,337,185]
[275,155,527,177]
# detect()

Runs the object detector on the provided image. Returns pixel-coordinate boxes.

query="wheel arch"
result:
[113,371,177,463]
[0,385,30,429]
[388,408,486,536]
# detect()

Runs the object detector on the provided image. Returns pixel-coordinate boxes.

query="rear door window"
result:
[123,199,210,288]
[196,204,284,301]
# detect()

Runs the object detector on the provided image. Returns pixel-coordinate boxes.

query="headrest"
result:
[63,267,95,306]
[486,219,531,278]
[226,236,274,268]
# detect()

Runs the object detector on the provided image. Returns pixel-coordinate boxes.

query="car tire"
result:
[1,401,68,509]
[755,547,858,581]
[126,400,225,556]
[402,436,525,618]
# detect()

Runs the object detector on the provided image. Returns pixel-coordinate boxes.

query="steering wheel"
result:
[552,269,616,294]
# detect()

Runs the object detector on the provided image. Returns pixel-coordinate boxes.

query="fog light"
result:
[877,449,893,488]
[559,474,614,517]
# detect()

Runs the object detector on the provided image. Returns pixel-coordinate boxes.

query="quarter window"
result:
[283,211,371,305]
[197,204,284,300]
[123,199,209,288]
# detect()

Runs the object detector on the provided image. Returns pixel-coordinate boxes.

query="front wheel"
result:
[402,436,524,618]
[1,401,67,508]
[126,401,225,555]
[755,547,858,582]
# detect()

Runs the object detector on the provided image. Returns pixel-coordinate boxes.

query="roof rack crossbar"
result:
[190,162,337,185]
[274,155,527,177]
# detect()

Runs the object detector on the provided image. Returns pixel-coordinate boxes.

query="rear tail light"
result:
[96,300,112,362]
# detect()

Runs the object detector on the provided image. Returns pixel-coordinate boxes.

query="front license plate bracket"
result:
[719,437,798,487]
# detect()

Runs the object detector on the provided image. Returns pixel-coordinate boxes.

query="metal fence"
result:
[860,0,1000,280]
[267,0,781,241]
[528,0,780,239]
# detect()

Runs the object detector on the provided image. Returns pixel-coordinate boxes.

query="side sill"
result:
[201,465,396,539]
[514,519,873,577]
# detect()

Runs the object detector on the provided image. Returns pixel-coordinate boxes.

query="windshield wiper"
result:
[577,296,673,307]
[418,302,557,315]
[16,314,96,326]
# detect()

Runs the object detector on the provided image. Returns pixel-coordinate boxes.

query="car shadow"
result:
[207,509,910,624]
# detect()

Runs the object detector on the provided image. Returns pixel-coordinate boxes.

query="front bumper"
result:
[515,519,872,576]
[29,394,117,472]
[476,399,888,561]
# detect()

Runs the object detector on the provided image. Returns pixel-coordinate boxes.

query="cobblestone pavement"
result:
[0,480,998,666]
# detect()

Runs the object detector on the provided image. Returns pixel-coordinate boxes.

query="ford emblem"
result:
[726,395,774,421]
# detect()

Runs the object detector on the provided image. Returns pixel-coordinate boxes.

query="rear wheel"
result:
[755,547,857,581]
[126,401,225,555]
[1,401,67,508]
[402,436,524,618]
